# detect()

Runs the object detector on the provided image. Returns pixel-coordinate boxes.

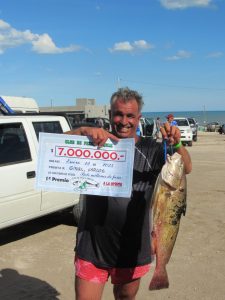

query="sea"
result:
[142,110,225,126]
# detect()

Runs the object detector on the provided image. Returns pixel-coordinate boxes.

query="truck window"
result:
[32,121,63,140]
[0,123,31,165]
[175,119,189,126]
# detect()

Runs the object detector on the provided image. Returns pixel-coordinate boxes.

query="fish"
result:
[149,152,187,290]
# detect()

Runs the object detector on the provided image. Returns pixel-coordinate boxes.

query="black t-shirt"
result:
[75,137,164,268]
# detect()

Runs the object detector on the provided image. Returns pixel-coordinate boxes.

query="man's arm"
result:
[160,122,192,174]
[65,127,119,147]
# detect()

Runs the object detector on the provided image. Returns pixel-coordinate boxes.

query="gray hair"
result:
[110,87,144,112]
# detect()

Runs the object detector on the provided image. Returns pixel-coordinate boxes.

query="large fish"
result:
[149,152,187,290]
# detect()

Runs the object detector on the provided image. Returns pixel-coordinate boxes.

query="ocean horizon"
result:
[142,110,225,126]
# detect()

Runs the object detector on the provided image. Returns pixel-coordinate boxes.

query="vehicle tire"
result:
[182,142,186,146]
[193,135,197,142]
[72,197,84,225]
[188,141,193,147]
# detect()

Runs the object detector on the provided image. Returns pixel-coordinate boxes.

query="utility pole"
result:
[51,99,53,110]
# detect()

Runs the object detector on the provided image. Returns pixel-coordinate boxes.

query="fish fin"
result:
[149,267,169,290]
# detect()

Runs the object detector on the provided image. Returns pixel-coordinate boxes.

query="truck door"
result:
[0,121,41,229]
[29,117,79,211]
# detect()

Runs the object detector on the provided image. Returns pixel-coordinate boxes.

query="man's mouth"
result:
[117,126,131,133]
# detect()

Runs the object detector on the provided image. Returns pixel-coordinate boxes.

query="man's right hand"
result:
[65,127,119,147]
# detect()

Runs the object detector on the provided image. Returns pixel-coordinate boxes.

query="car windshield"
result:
[188,119,195,125]
[175,119,189,126]
[145,118,154,125]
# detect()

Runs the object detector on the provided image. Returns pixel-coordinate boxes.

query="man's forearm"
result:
[65,127,87,136]
[177,146,192,174]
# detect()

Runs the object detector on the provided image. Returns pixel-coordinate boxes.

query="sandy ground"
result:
[0,131,225,300]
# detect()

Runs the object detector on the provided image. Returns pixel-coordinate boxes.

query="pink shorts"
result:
[75,257,150,284]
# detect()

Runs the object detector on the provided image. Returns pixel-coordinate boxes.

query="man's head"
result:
[110,87,144,112]
[166,114,174,123]
[110,87,144,140]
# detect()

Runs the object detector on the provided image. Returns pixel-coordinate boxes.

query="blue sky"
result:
[0,0,225,112]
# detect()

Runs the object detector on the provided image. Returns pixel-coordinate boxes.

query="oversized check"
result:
[36,133,135,197]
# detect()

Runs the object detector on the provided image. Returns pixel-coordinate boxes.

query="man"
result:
[97,117,104,128]
[67,88,192,300]
[166,114,177,126]
[156,117,161,139]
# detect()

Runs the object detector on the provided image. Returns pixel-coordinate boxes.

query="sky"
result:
[0,0,225,112]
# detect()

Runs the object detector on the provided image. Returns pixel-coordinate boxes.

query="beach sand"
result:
[0,131,225,300]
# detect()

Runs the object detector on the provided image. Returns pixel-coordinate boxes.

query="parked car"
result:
[173,117,193,146]
[139,117,157,139]
[218,124,225,134]
[83,117,111,131]
[188,117,198,142]
[206,122,220,132]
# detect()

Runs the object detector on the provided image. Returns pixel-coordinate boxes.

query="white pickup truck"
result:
[0,114,81,230]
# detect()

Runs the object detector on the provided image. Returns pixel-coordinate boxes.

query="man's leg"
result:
[113,279,141,300]
[75,276,105,300]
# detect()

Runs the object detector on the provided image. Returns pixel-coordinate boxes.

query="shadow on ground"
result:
[0,210,76,246]
[0,268,60,299]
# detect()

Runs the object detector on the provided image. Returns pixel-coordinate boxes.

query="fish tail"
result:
[149,266,169,290]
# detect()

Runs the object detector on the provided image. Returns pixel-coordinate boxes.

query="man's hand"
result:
[65,127,119,147]
[160,122,181,145]
[160,122,192,174]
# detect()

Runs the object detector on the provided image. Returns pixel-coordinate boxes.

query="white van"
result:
[0,95,39,113]
[0,114,80,230]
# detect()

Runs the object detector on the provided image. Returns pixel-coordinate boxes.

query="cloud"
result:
[159,0,213,10]
[0,19,10,29]
[165,50,192,60]
[109,40,154,53]
[206,51,223,58]
[32,34,81,54]
[0,18,82,54]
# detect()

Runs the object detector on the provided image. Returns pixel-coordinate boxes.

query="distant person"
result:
[97,118,104,128]
[166,114,177,126]
[156,117,161,139]
[136,124,141,136]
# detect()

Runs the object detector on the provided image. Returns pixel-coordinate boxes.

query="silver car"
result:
[188,117,198,142]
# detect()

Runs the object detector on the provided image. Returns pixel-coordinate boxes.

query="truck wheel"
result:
[188,141,193,147]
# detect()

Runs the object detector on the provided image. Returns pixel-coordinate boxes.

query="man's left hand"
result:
[160,122,181,145]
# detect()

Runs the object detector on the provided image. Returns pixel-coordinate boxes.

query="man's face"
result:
[111,98,141,139]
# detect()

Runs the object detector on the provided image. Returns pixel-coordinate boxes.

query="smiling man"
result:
[66,87,192,300]
[110,89,142,141]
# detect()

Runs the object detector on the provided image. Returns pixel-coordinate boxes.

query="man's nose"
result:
[120,116,128,125]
